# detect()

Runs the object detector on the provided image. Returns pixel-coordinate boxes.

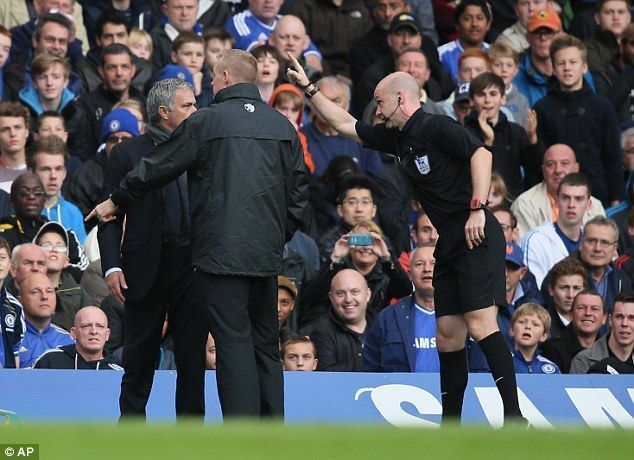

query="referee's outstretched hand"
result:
[286,52,310,88]
[465,209,486,250]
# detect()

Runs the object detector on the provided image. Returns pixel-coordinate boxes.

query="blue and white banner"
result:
[1,371,633,427]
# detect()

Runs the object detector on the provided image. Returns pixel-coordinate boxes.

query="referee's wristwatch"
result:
[469,198,488,211]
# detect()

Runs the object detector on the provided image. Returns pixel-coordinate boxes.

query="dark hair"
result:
[100,43,135,67]
[548,257,586,287]
[172,31,204,53]
[596,0,630,12]
[322,155,361,187]
[203,26,235,47]
[96,8,130,38]
[455,0,491,24]
[488,204,517,229]
[27,135,69,169]
[251,44,286,80]
[572,288,605,312]
[614,290,634,304]
[469,72,505,98]
[0,101,30,127]
[36,111,66,132]
[335,173,376,204]
[33,13,72,42]
[556,172,591,197]
[550,34,587,64]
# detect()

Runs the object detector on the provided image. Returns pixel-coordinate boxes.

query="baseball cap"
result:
[33,221,70,249]
[278,275,298,299]
[453,82,471,103]
[100,108,141,144]
[505,242,525,268]
[527,10,562,33]
[157,64,194,85]
[389,13,421,35]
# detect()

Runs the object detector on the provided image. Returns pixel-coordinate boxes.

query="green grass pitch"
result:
[2,422,633,459]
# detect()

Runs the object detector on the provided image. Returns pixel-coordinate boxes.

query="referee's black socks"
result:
[478,331,523,419]
[438,348,468,423]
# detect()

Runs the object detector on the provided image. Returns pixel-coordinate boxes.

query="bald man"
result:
[309,269,370,371]
[288,58,523,424]
[33,306,123,369]
[511,143,606,237]
[269,15,322,74]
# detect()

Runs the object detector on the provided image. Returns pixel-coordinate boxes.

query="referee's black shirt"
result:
[356,109,483,229]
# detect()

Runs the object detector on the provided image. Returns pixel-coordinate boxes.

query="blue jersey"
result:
[226,10,322,58]
[19,321,74,368]
[413,304,439,373]
[512,350,560,374]
[437,39,489,84]
[0,289,25,368]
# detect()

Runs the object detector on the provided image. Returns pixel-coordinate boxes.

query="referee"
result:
[287,55,523,423]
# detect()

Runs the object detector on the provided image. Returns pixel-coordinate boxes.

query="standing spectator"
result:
[0,102,29,193]
[521,173,591,286]
[543,257,587,338]
[570,291,634,373]
[310,269,370,371]
[511,144,606,237]
[509,302,560,374]
[18,272,74,368]
[495,0,548,54]
[0,237,24,368]
[437,0,491,84]
[363,243,439,373]
[281,335,318,371]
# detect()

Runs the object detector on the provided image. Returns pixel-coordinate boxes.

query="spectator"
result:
[0,26,11,102]
[289,0,373,78]
[490,204,520,243]
[584,0,631,77]
[3,243,47,297]
[75,9,152,94]
[438,49,490,119]
[513,9,564,107]
[128,28,153,63]
[205,333,217,370]
[252,44,284,104]
[301,77,384,178]
[544,257,587,337]
[449,82,472,124]
[33,305,122,369]
[487,171,511,208]
[166,32,210,106]
[277,275,297,343]
[27,135,86,243]
[18,272,74,368]
[488,42,530,129]
[363,243,439,372]
[0,102,29,193]
[268,15,323,77]
[437,0,491,84]
[534,34,624,207]
[495,0,548,54]
[521,173,592,286]
[510,302,560,374]
[511,144,606,237]
[0,237,24,368]
[34,112,68,142]
[203,27,234,81]
[72,44,141,161]
[464,72,541,198]
[505,242,544,314]
[541,289,606,373]
[397,208,439,271]
[570,290,634,373]
[309,269,370,371]
[65,108,140,220]
[282,335,318,371]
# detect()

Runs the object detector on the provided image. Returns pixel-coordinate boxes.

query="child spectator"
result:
[510,302,561,374]
[270,83,315,174]
[534,34,624,207]
[489,42,530,129]
[0,26,10,101]
[113,99,147,135]
[203,27,234,79]
[464,72,541,198]
[169,32,210,107]
[128,28,153,62]
[35,112,68,143]
[282,335,318,371]
[252,44,285,104]
[488,171,511,208]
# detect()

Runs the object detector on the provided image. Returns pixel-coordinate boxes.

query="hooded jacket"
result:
[269,83,315,174]
[33,343,123,370]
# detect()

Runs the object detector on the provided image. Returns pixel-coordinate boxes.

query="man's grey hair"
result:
[146,78,194,123]
[316,76,351,105]
[10,243,43,266]
[621,127,634,149]
[583,216,619,242]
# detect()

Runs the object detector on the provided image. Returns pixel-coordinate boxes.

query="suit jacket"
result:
[97,133,168,301]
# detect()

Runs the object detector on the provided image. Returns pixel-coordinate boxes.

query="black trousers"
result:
[196,271,284,419]
[119,247,207,419]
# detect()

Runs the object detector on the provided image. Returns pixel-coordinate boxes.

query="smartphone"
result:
[348,233,373,247]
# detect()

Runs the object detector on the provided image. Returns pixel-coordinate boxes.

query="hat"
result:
[527,10,562,33]
[389,13,421,35]
[453,82,471,103]
[100,108,141,144]
[157,64,194,85]
[33,221,70,249]
[278,275,298,298]
[505,242,525,268]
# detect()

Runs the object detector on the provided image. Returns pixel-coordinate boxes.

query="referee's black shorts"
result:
[433,210,506,317]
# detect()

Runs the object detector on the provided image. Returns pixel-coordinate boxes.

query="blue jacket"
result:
[18,84,76,116]
[0,288,24,368]
[512,350,560,374]
[41,195,87,244]
[363,295,417,372]
[19,320,74,368]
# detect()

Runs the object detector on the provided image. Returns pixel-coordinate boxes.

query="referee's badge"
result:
[414,155,431,175]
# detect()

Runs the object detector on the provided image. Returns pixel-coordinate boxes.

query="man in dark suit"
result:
[97,78,205,419]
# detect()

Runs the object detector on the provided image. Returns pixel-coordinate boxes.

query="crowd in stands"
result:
[0,0,633,376]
